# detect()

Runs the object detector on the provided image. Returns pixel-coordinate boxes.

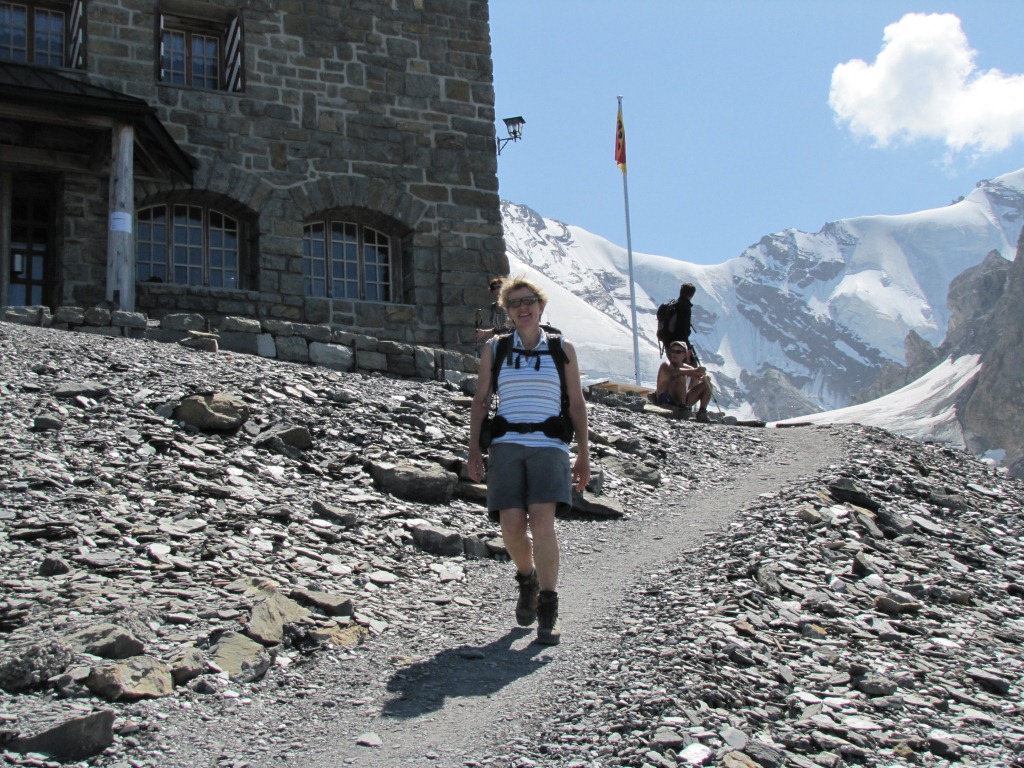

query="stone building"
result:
[0,0,507,351]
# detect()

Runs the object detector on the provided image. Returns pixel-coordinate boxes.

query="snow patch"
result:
[772,355,983,448]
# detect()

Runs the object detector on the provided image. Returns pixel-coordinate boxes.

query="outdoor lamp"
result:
[497,116,526,155]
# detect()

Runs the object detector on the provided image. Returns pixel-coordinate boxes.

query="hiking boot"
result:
[695,409,711,423]
[535,590,561,645]
[514,569,539,626]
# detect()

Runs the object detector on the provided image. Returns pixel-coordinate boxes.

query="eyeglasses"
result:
[506,296,540,309]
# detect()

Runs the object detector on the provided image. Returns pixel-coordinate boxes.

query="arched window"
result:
[137,203,244,289]
[303,220,392,302]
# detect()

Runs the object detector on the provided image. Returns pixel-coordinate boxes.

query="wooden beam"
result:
[130,135,172,181]
[1,103,119,130]
[0,145,93,173]
[0,143,173,183]
[107,123,136,311]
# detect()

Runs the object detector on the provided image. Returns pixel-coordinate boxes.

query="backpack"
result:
[481,332,574,447]
[657,298,694,348]
[656,299,680,344]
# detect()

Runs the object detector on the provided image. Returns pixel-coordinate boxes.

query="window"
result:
[0,0,85,68]
[158,9,243,92]
[303,221,393,302]
[137,204,243,289]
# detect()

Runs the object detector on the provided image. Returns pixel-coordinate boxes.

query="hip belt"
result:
[490,414,573,442]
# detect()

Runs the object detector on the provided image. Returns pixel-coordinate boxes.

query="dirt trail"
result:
[298,425,843,768]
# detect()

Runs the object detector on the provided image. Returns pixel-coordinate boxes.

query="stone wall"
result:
[54,0,507,353]
[2,305,479,384]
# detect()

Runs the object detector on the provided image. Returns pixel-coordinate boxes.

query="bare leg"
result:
[686,380,710,408]
[700,383,712,410]
[499,508,534,575]
[527,502,559,591]
[670,377,688,407]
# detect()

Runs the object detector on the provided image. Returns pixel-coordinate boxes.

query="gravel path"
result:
[142,425,843,768]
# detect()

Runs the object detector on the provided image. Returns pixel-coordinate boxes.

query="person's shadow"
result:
[381,628,550,718]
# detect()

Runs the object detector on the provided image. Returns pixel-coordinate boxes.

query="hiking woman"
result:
[467,277,590,645]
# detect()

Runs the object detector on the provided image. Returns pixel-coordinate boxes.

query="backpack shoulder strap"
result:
[546,335,571,413]
[490,333,513,394]
[547,334,569,365]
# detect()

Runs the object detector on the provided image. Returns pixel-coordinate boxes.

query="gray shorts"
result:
[486,443,572,522]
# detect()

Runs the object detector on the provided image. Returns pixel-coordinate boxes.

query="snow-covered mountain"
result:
[774,241,1024,478]
[503,169,1024,421]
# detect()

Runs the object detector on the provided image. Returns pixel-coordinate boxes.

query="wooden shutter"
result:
[157,10,166,82]
[223,14,244,92]
[67,0,85,69]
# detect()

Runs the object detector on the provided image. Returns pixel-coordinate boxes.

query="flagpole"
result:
[617,95,642,386]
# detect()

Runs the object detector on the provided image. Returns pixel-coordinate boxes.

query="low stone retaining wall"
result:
[2,305,479,384]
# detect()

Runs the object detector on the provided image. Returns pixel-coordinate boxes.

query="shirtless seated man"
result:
[654,341,712,422]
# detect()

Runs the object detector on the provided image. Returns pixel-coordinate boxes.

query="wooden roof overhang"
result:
[0,61,195,184]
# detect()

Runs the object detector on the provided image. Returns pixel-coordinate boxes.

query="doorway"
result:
[7,175,57,307]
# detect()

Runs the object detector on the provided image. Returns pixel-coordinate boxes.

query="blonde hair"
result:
[498,276,547,308]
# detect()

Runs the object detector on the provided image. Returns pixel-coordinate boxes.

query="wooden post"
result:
[107,123,136,310]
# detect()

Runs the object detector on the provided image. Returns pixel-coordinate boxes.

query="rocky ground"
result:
[0,321,1022,768]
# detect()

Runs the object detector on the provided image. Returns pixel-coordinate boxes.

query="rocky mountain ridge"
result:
[844,230,1024,479]
[955,239,1024,478]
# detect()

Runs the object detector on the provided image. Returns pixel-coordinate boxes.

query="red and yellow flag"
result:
[615,106,627,173]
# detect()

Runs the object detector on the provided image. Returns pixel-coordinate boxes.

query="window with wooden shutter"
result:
[0,0,83,69]
[157,7,242,92]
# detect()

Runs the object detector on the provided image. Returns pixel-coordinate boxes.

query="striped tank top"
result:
[492,329,568,452]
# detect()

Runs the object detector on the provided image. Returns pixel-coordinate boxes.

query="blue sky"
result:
[489,1,1024,266]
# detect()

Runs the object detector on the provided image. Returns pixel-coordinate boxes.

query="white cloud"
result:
[829,13,1024,154]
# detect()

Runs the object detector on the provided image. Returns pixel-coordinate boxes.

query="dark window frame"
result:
[302,219,396,303]
[0,0,85,69]
[137,202,249,291]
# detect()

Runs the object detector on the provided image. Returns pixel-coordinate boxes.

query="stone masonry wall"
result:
[2,305,479,384]
[56,0,506,353]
